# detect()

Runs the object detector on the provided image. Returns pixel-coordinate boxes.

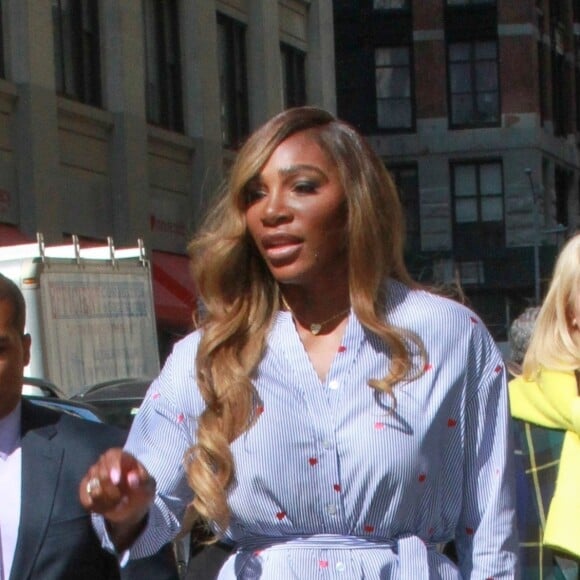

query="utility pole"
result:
[525,168,541,305]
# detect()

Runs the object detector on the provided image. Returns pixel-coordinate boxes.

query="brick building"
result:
[334,0,579,340]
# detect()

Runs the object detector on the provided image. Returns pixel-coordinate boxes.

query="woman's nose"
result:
[262,191,291,225]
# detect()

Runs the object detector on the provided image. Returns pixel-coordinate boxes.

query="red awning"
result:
[0,224,34,246]
[151,251,197,331]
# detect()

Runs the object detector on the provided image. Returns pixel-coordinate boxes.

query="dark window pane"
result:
[377,99,412,128]
[448,40,499,127]
[375,46,413,130]
[388,164,421,255]
[143,0,183,132]
[52,0,101,106]
[0,5,5,78]
[452,161,504,256]
[476,92,499,121]
[451,94,474,124]
[281,43,306,108]
[450,63,472,92]
[217,13,249,149]
[374,0,410,8]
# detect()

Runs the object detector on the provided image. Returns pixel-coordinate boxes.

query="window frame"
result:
[143,0,184,132]
[0,4,5,79]
[387,163,421,256]
[451,159,505,257]
[280,42,307,109]
[374,44,415,132]
[53,0,102,107]
[446,0,496,5]
[372,0,411,10]
[217,12,249,150]
[447,38,500,129]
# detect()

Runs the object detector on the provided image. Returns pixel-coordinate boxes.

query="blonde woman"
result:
[510,233,580,578]
[80,107,518,578]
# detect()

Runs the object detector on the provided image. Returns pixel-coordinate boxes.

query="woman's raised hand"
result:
[79,448,156,548]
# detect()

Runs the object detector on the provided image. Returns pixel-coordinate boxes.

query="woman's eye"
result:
[294,181,317,194]
[245,188,266,205]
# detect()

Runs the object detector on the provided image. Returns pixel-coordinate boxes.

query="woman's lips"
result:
[264,243,301,262]
[261,234,302,263]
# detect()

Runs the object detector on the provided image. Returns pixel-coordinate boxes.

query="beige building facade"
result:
[0,0,336,344]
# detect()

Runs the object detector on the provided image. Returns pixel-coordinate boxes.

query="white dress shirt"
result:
[0,401,22,580]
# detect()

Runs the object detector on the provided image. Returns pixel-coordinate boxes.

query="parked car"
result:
[24,395,106,423]
[22,376,105,422]
[22,376,65,398]
[71,377,153,430]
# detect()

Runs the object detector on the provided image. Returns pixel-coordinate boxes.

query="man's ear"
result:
[22,333,31,366]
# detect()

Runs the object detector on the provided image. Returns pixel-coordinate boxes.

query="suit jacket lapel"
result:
[9,401,64,580]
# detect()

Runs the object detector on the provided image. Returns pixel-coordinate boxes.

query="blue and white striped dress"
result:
[113,280,519,578]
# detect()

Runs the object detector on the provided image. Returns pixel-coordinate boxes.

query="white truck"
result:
[0,234,160,397]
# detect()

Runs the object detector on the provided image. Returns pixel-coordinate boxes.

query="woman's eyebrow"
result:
[277,164,326,178]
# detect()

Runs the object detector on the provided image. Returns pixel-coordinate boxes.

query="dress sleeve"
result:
[93,342,198,560]
[455,337,520,578]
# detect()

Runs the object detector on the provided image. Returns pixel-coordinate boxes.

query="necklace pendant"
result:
[310,323,322,335]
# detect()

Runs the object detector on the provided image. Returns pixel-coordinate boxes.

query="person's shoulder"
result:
[387,279,478,324]
[60,411,125,439]
[22,399,125,447]
[169,328,203,359]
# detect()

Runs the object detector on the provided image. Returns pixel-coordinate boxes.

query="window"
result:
[448,40,499,127]
[52,0,101,106]
[217,13,249,149]
[388,164,421,255]
[446,0,495,5]
[373,0,410,9]
[554,166,570,227]
[538,9,547,126]
[143,0,183,132]
[0,5,5,79]
[375,46,413,130]
[452,160,504,256]
[549,1,569,136]
[281,43,306,109]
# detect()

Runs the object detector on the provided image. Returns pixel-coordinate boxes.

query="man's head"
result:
[508,306,540,367]
[0,274,30,418]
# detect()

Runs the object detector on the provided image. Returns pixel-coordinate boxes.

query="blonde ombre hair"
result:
[522,233,580,378]
[186,107,423,533]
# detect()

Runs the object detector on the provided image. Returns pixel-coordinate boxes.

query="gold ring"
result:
[86,477,101,496]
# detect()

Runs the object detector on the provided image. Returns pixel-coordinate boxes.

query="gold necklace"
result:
[281,296,350,335]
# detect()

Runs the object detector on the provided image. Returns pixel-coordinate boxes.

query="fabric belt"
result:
[236,533,433,578]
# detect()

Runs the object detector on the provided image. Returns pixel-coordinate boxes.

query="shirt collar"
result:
[0,400,22,459]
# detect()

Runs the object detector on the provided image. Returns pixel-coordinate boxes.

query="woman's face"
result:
[570,286,580,336]
[245,129,348,288]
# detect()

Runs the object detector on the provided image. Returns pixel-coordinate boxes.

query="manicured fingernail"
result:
[110,468,121,485]
[127,472,140,488]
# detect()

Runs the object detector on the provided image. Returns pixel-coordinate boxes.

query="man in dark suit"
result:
[0,273,178,579]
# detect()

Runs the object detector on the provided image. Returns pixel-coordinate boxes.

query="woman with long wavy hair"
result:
[80,107,518,578]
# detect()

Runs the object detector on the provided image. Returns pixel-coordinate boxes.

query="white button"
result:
[336,562,346,572]
[328,380,340,390]
[326,503,337,515]
[322,440,332,450]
